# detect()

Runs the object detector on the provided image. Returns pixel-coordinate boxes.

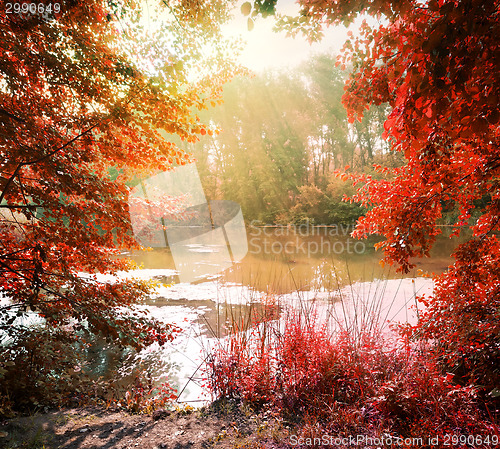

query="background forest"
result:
[178,54,399,225]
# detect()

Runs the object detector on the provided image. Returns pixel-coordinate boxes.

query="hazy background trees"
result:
[185,53,392,224]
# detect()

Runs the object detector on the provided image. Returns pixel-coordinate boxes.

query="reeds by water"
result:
[199,267,498,444]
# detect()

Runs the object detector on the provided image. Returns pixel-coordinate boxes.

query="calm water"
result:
[2,228,463,404]
[130,226,461,292]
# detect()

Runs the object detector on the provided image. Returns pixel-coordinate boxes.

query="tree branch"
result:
[0,124,99,206]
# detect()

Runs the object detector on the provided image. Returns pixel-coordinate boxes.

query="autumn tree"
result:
[254,0,500,396]
[0,0,237,409]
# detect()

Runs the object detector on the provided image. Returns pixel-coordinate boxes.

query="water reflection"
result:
[128,228,463,294]
[146,297,280,338]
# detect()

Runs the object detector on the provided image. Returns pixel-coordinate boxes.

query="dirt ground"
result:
[0,401,292,449]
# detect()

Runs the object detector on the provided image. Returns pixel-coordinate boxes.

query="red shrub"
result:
[205,305,497,437]
[407,237,500,399]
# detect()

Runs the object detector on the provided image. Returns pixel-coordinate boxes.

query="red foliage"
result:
[403,236,500,394]
[286,0,500,399]
[0,0,232,345]
[0,0,236,410]
[205,311,379,415]
[205,309,495,439]
[278,0,500,268]
[337,0,500,271]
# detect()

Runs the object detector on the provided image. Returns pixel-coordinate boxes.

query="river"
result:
[105,226,463,405]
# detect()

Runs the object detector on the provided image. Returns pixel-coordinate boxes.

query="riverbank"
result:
[2,396,498,449]
[0,401,285,449]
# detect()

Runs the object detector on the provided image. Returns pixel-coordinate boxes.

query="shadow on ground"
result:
[0,401,284,449]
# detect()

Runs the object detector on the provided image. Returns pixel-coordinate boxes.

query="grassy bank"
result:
[203,293,499,448]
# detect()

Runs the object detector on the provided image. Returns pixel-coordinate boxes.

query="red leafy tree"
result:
[265,0,500,396]
[0,0,237,408]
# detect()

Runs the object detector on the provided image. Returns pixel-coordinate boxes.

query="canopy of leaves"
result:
[0,0,238,354]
